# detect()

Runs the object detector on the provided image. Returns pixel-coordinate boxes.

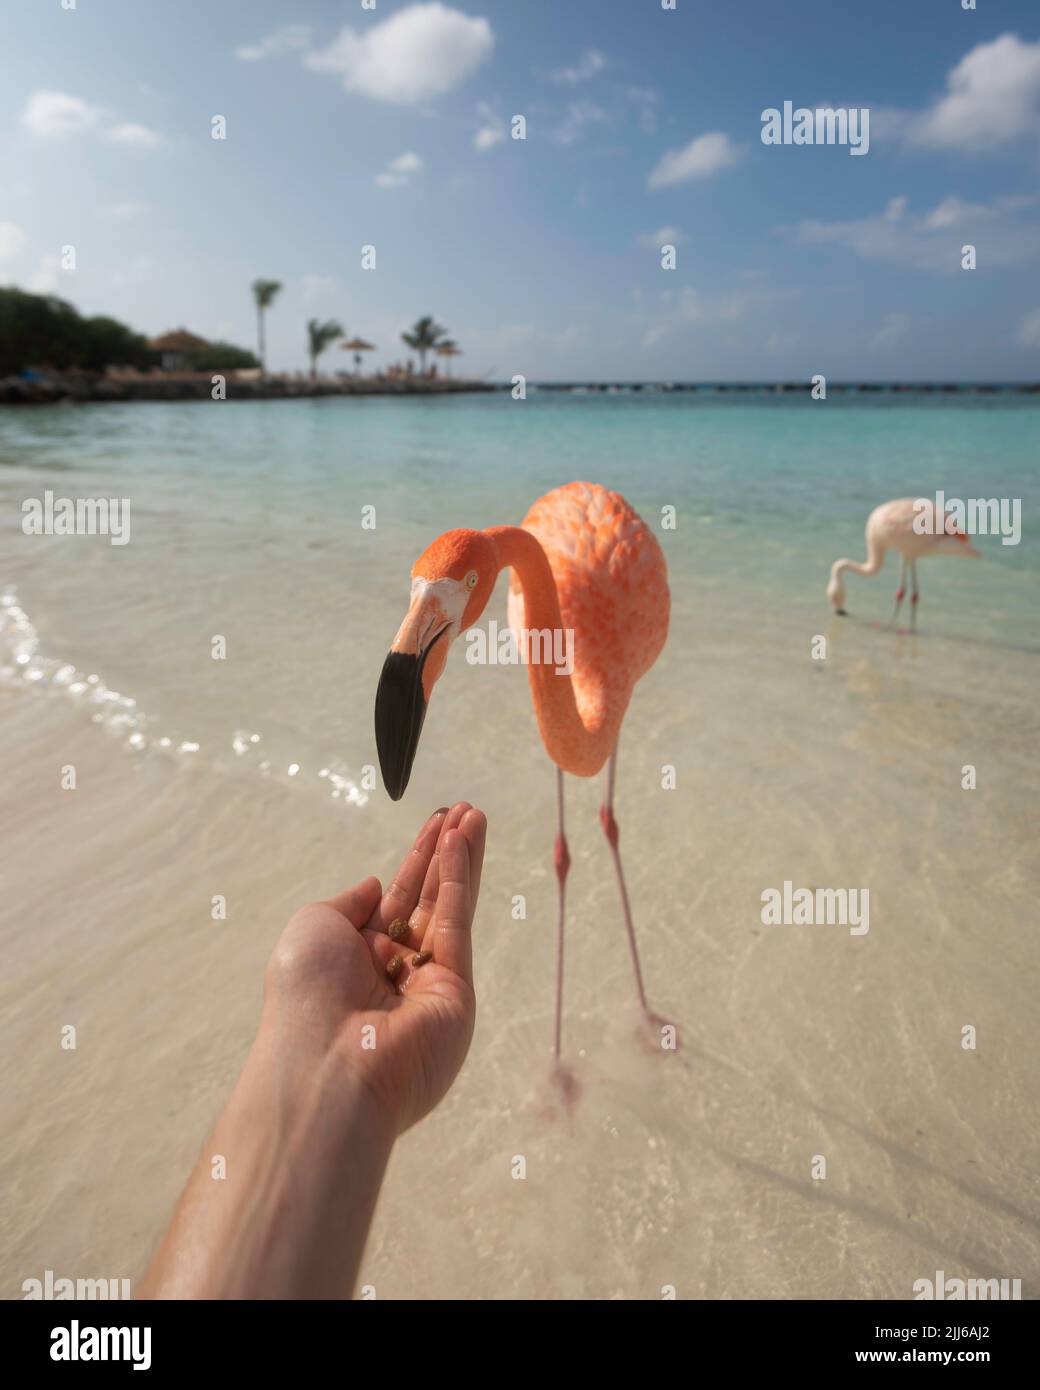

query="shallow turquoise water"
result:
[3,390,1037,649]
[2,392,1039,1298]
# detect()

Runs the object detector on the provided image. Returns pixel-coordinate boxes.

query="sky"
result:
[1,0,1039,380]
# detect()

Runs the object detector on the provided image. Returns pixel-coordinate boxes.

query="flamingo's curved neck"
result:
[485,525,614,776]
[836,530,885,580]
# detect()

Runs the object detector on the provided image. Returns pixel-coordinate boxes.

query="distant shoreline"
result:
[0,372,496,406]
[1,372,1037,406]
[531,381,1040,393]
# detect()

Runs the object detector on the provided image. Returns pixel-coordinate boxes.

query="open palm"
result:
[263,803,486,1135]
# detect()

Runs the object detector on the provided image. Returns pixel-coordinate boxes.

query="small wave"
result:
[0,588,369,808]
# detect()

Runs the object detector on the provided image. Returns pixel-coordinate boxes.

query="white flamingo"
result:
[828,498,979,627]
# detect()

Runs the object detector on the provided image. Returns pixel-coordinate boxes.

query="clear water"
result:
[2,394,1038,1298]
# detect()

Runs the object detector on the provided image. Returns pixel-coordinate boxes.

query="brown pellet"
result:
[411,950,433,969]
[388,918,410,943]
[385,955,403,981]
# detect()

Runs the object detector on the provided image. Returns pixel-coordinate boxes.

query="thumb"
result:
[322,875,382,928]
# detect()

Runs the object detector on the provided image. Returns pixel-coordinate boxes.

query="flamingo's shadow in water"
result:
[659,1036,1039,1290]
[844,613,1040,657]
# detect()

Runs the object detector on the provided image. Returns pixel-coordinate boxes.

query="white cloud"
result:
[871,312,911,352]
[390,152,423,174]
[300,275,341,307]
[553,101,607,145]
[474,124,504,151]
[675,286,785,324]
[1018,307,1040,347]
[788,192,1040,272]
[550,50,607,85]
[305,3,493,105]
[375,151,424,187]
[0,221,26,259]
[648,132,744,189]
[108,122,162,148]
[236,25,311,62]
[20,90,101,138]
[29,255,62,293]
[922,195,991,229]
[640,324,669,350]
[641,284,792,347]
[474,101,505,151]
[912,33,1040,151]
[637,226,685,248]
[20,89,163,148]
[108,201,145,218]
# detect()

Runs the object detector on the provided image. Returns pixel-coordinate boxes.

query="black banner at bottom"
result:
[3,1296,1032,1374]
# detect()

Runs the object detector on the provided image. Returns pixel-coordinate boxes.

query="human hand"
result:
[261,802,487,1137]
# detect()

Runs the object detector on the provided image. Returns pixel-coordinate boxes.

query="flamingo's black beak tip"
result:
[375,651,427,801]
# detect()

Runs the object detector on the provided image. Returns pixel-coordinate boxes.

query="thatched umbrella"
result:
[148,328,209,371]
[435,342,462,377]
[342,337,375,376]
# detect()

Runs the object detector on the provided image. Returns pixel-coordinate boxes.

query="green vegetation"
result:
[0,283,462,386]
[306,318,344,379]
[184,341,259,371]
[251,278,282,374]
[0,288,153,376]
[401,315,449,374]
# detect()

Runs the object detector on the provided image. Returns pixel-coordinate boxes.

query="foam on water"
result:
[0,587,369,808]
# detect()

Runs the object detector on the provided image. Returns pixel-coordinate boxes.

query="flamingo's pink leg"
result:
[910,559,919,630]
[599,743,651,1017]
[553,766,570,1059]
[891,554,908,626]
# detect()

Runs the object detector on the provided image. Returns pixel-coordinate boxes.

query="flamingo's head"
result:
[827,563,847,615]
[375,529,497,800]
[940,523,981,558]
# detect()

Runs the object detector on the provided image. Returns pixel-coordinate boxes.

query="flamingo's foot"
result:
[550,1060,582,1113]
[638,1010,681,1055]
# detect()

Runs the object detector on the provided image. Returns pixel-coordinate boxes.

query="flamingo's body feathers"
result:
[865,497,973,559]
[506,482,669,776]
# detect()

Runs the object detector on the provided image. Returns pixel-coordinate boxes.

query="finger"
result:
[368,808,447,936]
[420,808,485,957]
[408,801,472,946]
[431,829,474,986]
[320,875,382,928]
[461,808,487,915]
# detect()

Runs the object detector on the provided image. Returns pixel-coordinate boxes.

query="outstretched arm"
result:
[139,803,486,1300]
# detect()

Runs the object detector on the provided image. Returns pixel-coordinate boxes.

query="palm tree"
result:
[251,279,282,375]
[307,318,344,380]
[401,315,448,375]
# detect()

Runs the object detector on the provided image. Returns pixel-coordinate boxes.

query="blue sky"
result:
[2,0,1039,379]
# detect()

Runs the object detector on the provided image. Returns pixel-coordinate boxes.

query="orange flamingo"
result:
[827,497,979,628]
[375,481,670,1080]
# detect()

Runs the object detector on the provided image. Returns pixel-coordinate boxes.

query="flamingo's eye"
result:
[465,570,478,590]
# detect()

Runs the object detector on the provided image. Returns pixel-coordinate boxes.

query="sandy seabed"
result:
[2,549,1037,1300]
